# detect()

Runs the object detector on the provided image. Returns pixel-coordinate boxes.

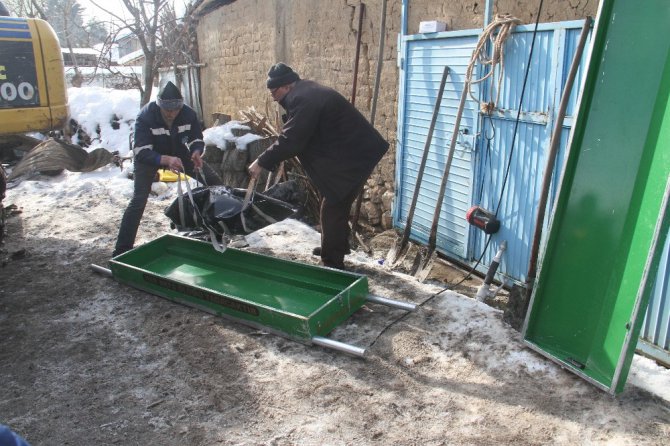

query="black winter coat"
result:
[133,102,205,167]
[257,80,389,202]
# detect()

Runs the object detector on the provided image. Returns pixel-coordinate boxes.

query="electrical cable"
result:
[494,0,544,217]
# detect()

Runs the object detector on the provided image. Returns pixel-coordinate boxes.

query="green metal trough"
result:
[94,234,415,356]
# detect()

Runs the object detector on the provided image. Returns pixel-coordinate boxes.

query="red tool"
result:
[466,206,500,234]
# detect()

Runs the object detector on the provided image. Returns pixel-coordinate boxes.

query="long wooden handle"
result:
[243,177,257,209]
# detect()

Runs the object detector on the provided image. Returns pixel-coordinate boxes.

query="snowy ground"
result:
[1,164,668,445]
[0,87,668,445]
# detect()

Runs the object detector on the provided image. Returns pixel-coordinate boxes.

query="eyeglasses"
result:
[269,87,280,94]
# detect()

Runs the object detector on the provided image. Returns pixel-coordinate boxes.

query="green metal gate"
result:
[523,0,670,394]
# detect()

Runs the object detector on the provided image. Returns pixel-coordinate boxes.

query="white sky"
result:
[12,86,670,403]
[78,0,190,24]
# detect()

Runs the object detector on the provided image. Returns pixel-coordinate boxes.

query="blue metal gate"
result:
[395,21,590,282]
[395,18,670,368]
[639,232,670,366]
[394,32,479,259]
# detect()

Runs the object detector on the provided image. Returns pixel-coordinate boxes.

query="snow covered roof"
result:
[60,47,99,55]
[117,49,144,66]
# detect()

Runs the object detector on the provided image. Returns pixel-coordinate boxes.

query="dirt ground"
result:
[1,181,669,446]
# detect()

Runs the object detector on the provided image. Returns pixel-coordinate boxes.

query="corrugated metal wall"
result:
[639,232,670,366]
[395,21,589,282]
[472,23,589,283]
[396,18,670,367]
[394,32,479,259]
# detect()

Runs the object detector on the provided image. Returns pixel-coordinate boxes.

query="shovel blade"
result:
[411,247,436,281]
[387,239,409,267]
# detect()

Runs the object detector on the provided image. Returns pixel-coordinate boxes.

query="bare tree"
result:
[90,0,186,106]
[2,0,36,16]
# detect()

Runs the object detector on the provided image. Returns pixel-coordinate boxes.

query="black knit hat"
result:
[266,63,300,89]
[157,81,184,110]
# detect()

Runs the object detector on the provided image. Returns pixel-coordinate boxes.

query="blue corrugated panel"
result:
[469,24,590,283]
[394,35,478,258]
[397,23,590,279]
[397,18,669,367]
[471,29,555,281]
[638,232,670,366]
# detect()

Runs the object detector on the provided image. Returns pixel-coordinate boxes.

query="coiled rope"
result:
[465,14,522,114]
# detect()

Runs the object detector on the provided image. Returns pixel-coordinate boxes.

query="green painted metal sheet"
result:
[109,234,369,341]
[523,0,670,394]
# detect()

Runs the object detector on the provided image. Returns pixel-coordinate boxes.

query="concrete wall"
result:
[195,0,597,229]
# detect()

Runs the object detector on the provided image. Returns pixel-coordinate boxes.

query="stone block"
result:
[221,146,249,172]
[211,113,231,125]
[203,144,223,164]
[363,201,381,226]
[382,190,394,212]
[247,137,275,162]
[381,211,393,230]
[231,127,251,137]
[221,170,249,189]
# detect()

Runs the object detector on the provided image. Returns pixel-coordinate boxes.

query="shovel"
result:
[387,65,451,266]
[412,76,470,281]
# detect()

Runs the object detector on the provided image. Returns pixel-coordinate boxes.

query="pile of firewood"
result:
[239,106,280,138]
[238,107,321,223]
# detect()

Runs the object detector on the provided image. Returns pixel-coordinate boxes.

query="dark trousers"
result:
[113,159,211,256]
[319,185,361,269]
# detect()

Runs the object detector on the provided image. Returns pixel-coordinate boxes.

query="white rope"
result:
[465,14,522,114]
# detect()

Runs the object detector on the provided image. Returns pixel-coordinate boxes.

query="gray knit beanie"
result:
[266,63,300,89]
[157,81,184,110]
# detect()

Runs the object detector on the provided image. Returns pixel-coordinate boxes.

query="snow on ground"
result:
[19,86,670,401]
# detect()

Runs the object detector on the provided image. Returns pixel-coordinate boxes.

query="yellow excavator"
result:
[0,16,68,133]
[0,13,69,240]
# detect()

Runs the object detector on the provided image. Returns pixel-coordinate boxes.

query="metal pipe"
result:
[476,240,507,301]
[350,3,365,106]
[350,0,387,240]
[369,0,387,126]
[484,0,494,28]
[311,336,366,357]
[91,264,112,277]
[526,18,592,283]
[366,294,417,312]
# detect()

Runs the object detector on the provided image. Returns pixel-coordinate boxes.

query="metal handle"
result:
[311,336,366,357]
[366,294,417,312]
[91,264,112,277]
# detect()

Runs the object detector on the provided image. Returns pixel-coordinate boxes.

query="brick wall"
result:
[195,0,597,229]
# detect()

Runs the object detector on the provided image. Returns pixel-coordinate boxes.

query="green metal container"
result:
[109,234,369,344]
[523,0,670,394]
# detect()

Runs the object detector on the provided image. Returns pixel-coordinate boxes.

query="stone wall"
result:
[195,0,597,230]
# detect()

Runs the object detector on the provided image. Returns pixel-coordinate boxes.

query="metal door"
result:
[394,32,479,260]
[396,21,590,282]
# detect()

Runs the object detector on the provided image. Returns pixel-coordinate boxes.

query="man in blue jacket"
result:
[113,81,208,256]
[249,63,388,269]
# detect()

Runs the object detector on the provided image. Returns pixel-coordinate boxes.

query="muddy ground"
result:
[1,180,669,445]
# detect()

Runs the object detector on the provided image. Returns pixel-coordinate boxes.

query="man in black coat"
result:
[113,81,209,256]
[249,63,389,269]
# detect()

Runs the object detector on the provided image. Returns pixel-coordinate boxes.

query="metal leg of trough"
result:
[311,336,366,358]
[91,264,112,277]
[366,294,417,312]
